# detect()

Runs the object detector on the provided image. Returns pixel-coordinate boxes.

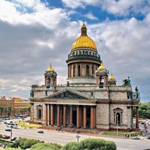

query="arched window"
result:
[78,65,80,76]
[113,107,123,125]
[38,109,42,119]
[116,112,121,125]
[86,65,89,76]
[73,65,75,77]
[37,105,43,120]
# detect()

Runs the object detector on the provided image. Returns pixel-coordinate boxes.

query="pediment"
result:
[43,89,96,100]
[50,91,88,99]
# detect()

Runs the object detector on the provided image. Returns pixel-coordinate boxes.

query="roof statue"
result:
[123,77,131,86]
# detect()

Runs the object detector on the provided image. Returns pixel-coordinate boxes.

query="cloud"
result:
[84,12,98,20]
[86,16,150,102]
[61,0,99,9]
[61,0,150,16]
[0,0,150,102]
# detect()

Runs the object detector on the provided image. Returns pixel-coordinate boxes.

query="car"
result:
[132,136,140,140]
[5,129,11,132]
[2,135,10,139]
[11,137,17,141]
[38,130,44,134]
[147,136,150,139]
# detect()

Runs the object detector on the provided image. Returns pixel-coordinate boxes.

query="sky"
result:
[0,0,150,102]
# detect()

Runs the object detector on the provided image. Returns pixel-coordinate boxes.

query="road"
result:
[0,121,150,150]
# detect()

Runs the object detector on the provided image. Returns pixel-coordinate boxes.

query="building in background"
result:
[30,24,140,131]
[0,96,30,117]
[0,96,14,117]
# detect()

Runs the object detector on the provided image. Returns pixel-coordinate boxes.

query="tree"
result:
[7,107,12,117]
[79,138,111,150]
[0,106,4,117]
[31,143,60,150]
[14,137,39,149]
[61,142,80,150]
[133,102,150,119]
[4,107,7,117]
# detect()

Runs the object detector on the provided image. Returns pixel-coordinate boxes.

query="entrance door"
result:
[73,111,76,127]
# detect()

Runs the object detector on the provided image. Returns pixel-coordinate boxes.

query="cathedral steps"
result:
[39,126,101,134]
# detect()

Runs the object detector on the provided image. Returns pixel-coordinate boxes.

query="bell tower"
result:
[95,62,109,87]
[44,63,57,88]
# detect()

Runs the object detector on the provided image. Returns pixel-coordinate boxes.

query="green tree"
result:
[100,141,117,150]
[79,138,108,150]
[4,107,7,117]
[0,106,4,117]
[14,137,39,149]
[134,102,150,119]
[61,142,80,150]
[27,107,30,113]
[7,107,12,117]
[31,143,60,150]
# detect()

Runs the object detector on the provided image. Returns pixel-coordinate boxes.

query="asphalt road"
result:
[0,121,150,150]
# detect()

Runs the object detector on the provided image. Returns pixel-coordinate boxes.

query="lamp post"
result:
[117,115,118,136]
[76,134,80,142]
[10,125,13,140]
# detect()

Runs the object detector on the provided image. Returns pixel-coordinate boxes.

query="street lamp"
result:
[10,125,13,140]
[76,134,80,142]
[117,115,118,136]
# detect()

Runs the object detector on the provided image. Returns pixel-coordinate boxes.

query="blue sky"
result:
[0,0,150,102]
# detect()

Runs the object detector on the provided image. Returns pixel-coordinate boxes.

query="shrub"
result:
[5,148,21,150]
[79,138,106,150]
[61,142,80,150]
[0,140,14,148]
[14,138,39,149]
[100,141,117,150]
[30,143,59,150]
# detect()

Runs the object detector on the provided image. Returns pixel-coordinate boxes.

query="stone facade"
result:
[30,24,140,131]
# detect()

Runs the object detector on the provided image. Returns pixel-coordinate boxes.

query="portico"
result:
[45,103,96,129]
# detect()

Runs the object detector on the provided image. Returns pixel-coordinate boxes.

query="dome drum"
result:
[66,53,101,63]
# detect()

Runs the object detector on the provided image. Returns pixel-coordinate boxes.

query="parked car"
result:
[2,135,10,139]
[11,137,17,141]
[132,136,140,140]
[5,129,11,132]
[147,136,150,139]
[38,130,44,134]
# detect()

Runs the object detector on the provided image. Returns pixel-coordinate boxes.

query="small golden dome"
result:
[71,24,97,50]
[99,62,106,70]
[81,23,86,29]
[48,63,54,72]
[109,73,115,80]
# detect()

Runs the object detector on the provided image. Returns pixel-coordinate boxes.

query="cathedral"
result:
[30,24,140,131]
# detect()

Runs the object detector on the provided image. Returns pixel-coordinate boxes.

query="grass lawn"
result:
[102,131,140,137]
[17,122,41,128]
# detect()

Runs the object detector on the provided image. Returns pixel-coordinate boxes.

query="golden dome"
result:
[109,73,115,80]
[99,62,106,70]
[71,24,97,50]
[48,63,54,72]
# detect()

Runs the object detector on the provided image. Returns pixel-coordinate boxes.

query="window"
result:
[73,65,75,77]
[38,109,42,119]
[78,65,80,76]
[92,65,94,75]
[86,65,89,76]
[116,112,121,125]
